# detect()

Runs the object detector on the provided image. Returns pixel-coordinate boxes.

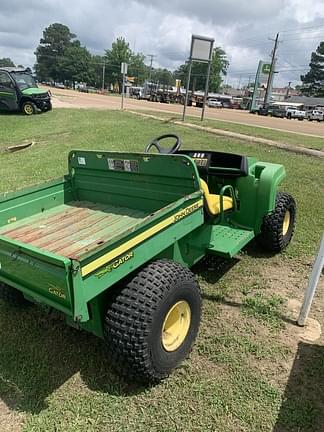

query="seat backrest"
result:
[200,179,215,215]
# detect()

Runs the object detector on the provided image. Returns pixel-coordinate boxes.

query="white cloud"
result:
[0,0,324,86]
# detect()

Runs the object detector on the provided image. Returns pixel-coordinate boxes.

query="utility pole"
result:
[102,61,106,92]
[146,54,156,82]
[264,33,280,105]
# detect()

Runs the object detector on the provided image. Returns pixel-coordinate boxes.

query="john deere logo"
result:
[262,64,271,74]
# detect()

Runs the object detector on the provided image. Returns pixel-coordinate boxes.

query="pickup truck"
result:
[286,107,306,120]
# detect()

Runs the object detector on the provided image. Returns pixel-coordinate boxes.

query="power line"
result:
[280,23,324,34]
[146,54,156,81]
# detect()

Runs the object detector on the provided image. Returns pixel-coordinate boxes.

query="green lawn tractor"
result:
[0,134,296,383]
[0,67,52,115]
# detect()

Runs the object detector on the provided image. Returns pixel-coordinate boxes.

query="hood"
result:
[21,87,48,96]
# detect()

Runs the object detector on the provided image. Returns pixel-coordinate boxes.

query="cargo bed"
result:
[0,201,149,260]
[0,151,204,325]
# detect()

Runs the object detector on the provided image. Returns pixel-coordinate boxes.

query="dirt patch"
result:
[43,86,324,138]
[0,400,24,432]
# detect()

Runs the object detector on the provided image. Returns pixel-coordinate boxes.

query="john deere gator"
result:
[0,134,296,383]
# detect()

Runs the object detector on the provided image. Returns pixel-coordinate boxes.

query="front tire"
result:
[104,259,201,383]
[44,101,52,111]
[22,101,37,115]
[257,192,296,252]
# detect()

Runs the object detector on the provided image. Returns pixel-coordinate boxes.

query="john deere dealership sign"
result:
[250,61,271,112]
[261,63,271,75]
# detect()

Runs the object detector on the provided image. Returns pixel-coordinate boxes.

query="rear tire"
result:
[104,259,201,383]
[0,283,29,306]
[257,192,296,252]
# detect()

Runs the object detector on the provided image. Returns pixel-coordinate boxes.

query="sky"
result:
[1,0,324,88]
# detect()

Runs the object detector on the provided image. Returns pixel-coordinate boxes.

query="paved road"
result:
[46,87,324,138]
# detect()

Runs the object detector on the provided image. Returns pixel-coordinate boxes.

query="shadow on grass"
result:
[243,240,277,259]
[0,303,145,414]
[273,342,324,432]
[193,254,240,285]
[0,110,22,116]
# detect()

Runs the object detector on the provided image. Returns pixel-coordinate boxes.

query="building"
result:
[285,96,324,110]
[271,87,300,102]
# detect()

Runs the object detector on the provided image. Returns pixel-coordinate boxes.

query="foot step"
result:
[206,225,254,257]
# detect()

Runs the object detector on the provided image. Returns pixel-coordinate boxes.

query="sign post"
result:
[298,236,324,326]
[121,62,128,110]
[250,60,271,112]
[182,35,214,122]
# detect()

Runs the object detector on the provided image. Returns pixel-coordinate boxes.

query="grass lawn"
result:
[0,109,323,432]
[141,110,324,151]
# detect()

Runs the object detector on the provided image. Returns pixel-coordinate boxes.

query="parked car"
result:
[207,99,222,108]
[258,105,269,116]
[270,106,286,118]
[286,107,306,120]
[306,109,324,122]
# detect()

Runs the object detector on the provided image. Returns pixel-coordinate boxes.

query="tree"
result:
[104,37,147,90]
[129,52,147,85]
[35,23,77,82]
[300,42,324,96]
[150,68,173,85]
[174,47,229,92]
[105,37,132,91]
[90,55,106,89]
[0,58,15,67]
[58,41,94,87]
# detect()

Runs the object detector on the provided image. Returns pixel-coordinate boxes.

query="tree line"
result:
[1,23,229,92]
[300,41,324,97]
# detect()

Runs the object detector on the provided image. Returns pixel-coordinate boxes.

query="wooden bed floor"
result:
[0,201,149,260]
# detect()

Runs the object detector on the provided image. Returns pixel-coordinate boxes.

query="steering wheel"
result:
[145,134,181,154]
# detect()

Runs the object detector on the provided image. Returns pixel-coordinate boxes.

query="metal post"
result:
[250,61,262,112]
[297,236,324,326]
[182,60,192,122]
[121,73,125,110]
[264,33,279,105]
[102,62,105,92]
[201,60,212,121]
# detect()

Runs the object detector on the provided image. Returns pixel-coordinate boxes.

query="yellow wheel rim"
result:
[162,300,191,352]
[24,104,33,115]
[282,210,291,236]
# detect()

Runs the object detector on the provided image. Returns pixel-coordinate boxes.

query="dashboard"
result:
[176,150,248,178]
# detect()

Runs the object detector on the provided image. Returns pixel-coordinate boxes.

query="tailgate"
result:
[0,236,73,316]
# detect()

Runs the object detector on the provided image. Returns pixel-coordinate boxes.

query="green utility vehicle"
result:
[0,135,296,383]
[0,67,52,115]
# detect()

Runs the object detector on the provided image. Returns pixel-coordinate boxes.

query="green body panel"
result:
[21,87,47,96]
[0,238,73,315]
[0,150,286,338]
[0,91,16,99]
[230,159,286,232]
[0,177,73,227]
